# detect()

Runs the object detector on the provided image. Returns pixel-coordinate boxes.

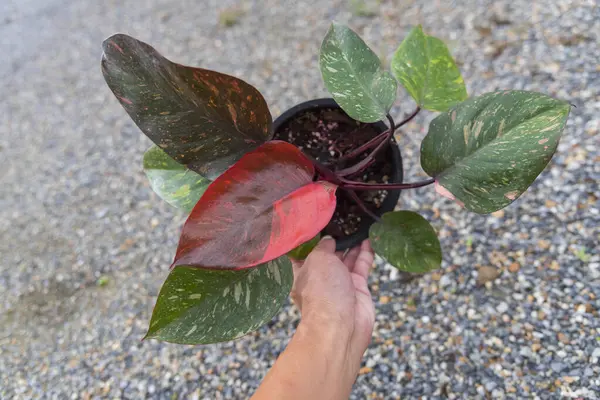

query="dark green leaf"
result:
[143,146,210,213]
[421,90,570,213]
[391,25,467,111]
[369,211,441,273]
[101,34,272,180]
[320,23,397,123]
[287,234,321,260]
[145,255,293,344]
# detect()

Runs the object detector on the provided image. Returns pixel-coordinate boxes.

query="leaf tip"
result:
[330,20,343,29]
[325,21,338,37]
[102,33,128,55]
[142,328,156,342]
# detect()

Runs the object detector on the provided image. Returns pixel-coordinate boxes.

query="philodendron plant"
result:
[101,23,570,344]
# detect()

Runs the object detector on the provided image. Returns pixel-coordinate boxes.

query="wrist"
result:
[254,317,362,400]
[298,307,371,363]
[292,320,359,398]
[299,309,354,344]
[296,314,352,351]
[297,312,367,374]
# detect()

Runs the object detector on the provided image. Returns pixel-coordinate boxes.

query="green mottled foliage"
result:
[144,146,210,213]
[392,25,467,111]
[146,255,293,344]
[320,23,397,123]
[421,90,570,213]
[369,211,441,273]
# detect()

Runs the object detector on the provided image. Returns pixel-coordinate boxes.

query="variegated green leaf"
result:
[391,25,467,111]
[320,22,397,123]
[145,255,293,344]
[421,90,570,213]
[143,146,210,213]
[370,211,441,273]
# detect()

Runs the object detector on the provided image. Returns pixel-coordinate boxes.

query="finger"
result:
[290,287,302,311]
[352,239,375,279]
[291,255,304,280]
[342,246,361,269]
[291,257,304,267]
[292,260,302,281]
[310,235,336,255]
[291,258,304,295]
[290,262,303,311]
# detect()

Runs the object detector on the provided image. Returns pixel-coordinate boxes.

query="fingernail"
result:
[321,235,333,241]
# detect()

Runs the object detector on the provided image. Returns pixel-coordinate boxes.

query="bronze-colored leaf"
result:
[101,34,272,179]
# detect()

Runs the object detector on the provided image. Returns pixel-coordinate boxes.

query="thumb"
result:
[310,235,336,255]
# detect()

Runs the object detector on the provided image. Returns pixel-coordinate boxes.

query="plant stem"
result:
[335,106,420,164]
[344,189,381,222]
[336,130,389,162]
[343,178,435,190]
[312,107,424,187]
[336,114,397,177]
[395,106,421,130]
[336,136,388,177]
[312,158,343,185]
[340,158,377,178]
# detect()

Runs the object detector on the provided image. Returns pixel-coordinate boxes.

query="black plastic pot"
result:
[273,98,404,251]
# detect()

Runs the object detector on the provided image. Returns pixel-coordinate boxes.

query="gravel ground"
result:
[1,0,599,398]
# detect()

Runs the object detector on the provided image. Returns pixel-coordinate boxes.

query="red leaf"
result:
[173,141,337,270]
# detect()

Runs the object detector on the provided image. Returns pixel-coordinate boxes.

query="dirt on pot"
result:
[272,107,393,239]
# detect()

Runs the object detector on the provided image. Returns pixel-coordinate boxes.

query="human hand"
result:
[252,237,375,400]
[291,236,375,354]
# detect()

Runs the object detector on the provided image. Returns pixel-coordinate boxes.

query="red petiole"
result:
[335,129,388,163]
[342,178,435,190]
[307,106,431,219]
[336,114,396,177]
[343,189,381,222]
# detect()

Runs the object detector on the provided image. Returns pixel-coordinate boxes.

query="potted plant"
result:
[101,23,570,344]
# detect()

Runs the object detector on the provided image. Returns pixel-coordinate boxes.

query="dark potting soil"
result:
[272,108,394,240]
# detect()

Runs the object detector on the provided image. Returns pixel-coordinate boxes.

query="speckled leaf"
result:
[145,255,292,344]
[287,234,321,260]
[101,34,272,180]
[421,90,570,213]
[391,25,467,111]
[320,23,397,123]
[143,146,210,213]
[174,141,338,270]
[369,211,441,273]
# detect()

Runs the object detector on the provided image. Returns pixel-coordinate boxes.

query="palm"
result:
[292,239,375,349]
